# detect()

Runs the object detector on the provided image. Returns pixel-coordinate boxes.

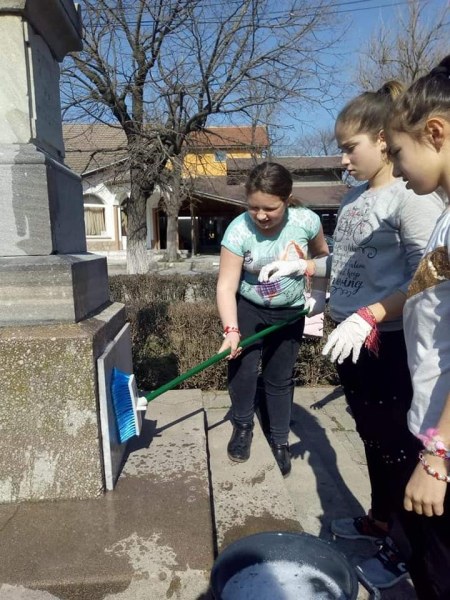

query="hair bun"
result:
[377,80,404,99]
[430,65,450,79]
[430,56,450,79]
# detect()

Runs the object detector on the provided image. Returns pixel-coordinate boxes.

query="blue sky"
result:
[279,0,449,150]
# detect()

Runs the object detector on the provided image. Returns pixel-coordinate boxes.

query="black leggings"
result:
[336,329,422,522]
[392,491,450,600]
[228,296,305,445]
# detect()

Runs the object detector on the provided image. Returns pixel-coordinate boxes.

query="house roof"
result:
[292,184,348,208]
[63,123,269,175]
[227,155,344,172]
[62,124,347,209]
[186,126,269,150]
[63,124,127,175]
[192,176,348,209]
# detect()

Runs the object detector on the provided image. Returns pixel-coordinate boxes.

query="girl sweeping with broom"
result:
[216,161,329,477]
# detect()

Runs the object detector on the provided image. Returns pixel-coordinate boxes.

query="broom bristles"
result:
[111,368,139,443]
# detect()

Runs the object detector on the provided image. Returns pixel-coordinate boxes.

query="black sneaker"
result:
[271,442,291,477]
[356,536,409,589]
[331,515,388,541]
[227,422,253,462]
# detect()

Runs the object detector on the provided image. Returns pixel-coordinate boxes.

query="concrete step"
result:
[203,391,302,554]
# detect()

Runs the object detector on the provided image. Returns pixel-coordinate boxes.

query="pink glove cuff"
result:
[356,306,379,357]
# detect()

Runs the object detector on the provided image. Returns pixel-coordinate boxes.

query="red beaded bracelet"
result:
[223,325,241,338]
[418,428,450,459]
[418,452,450,483]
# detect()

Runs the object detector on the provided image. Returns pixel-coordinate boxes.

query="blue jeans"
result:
[228,296,305,445]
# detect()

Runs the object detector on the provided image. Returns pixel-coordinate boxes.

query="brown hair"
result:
[385,55,450,137]
[336,80,404,140]
[245,162,293,203]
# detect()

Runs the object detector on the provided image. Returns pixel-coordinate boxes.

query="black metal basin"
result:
[210,531,358,599]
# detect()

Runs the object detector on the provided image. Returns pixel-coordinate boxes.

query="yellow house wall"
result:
[183,150,257,177]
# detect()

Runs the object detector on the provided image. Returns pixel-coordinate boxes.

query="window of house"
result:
[214,150,227,162]
[83,194,106,236]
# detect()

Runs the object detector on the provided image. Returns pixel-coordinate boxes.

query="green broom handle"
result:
[144,307,309,403]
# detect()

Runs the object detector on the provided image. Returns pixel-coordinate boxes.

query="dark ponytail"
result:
[336,80,404,139]
[386,55,450,135]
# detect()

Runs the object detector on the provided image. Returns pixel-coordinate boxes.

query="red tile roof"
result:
[193,176,348,209]
[63,124,269,174]
[187,126,269,149]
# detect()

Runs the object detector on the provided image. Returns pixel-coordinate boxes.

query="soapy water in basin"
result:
[222,559,347,600]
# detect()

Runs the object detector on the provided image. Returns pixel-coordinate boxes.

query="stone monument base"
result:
[0,302,127,503]
[0,144,86,256]
[0,254,110,325]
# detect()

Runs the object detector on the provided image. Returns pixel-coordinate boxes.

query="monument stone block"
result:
[0,304,127,503]
[0,0,134,502]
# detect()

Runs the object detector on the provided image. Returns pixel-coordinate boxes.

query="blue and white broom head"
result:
[111,368,147,444]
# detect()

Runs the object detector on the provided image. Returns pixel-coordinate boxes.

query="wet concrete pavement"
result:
[0,386,418,600]
[0,254,418,600]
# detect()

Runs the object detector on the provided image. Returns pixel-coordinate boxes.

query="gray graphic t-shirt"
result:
[329,179,445,330]
[404,208,450,436]
[221,206,320,307]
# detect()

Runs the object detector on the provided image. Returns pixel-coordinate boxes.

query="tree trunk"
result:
[165,210,179,262]
[190,203,197,257]
[126,175,153,274]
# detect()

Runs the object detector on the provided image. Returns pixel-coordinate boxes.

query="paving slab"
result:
[0,390,213,600]
[286,386,417,600]
[205,392,302,554]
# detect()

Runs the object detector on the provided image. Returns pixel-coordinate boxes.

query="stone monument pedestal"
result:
[0,303,126,502]
[0,254,110,325]
[0,1,134,503]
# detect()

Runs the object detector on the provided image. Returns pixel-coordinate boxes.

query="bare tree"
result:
[159,150,194,260]
[62,0,343,272]
[356,0,450,90]
[282,126,338,157]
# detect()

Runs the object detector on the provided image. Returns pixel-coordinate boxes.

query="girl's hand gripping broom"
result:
[111,308,308,443]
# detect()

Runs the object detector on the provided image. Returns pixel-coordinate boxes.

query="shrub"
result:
[110,274,338,392]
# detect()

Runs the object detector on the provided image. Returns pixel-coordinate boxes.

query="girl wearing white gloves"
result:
[261,83,444,588]
[325,83,444,589]
[383,55,450,600]
[216,162,329,476]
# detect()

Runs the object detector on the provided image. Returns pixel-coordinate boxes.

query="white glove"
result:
[306,290,327,317]
[258,259,308,282]
[322,313,373,364]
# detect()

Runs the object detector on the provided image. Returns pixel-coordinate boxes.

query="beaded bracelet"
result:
[417,428,450,459]
[418,452,450,483]
[356,306,380,356]
[223,325,241,338]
